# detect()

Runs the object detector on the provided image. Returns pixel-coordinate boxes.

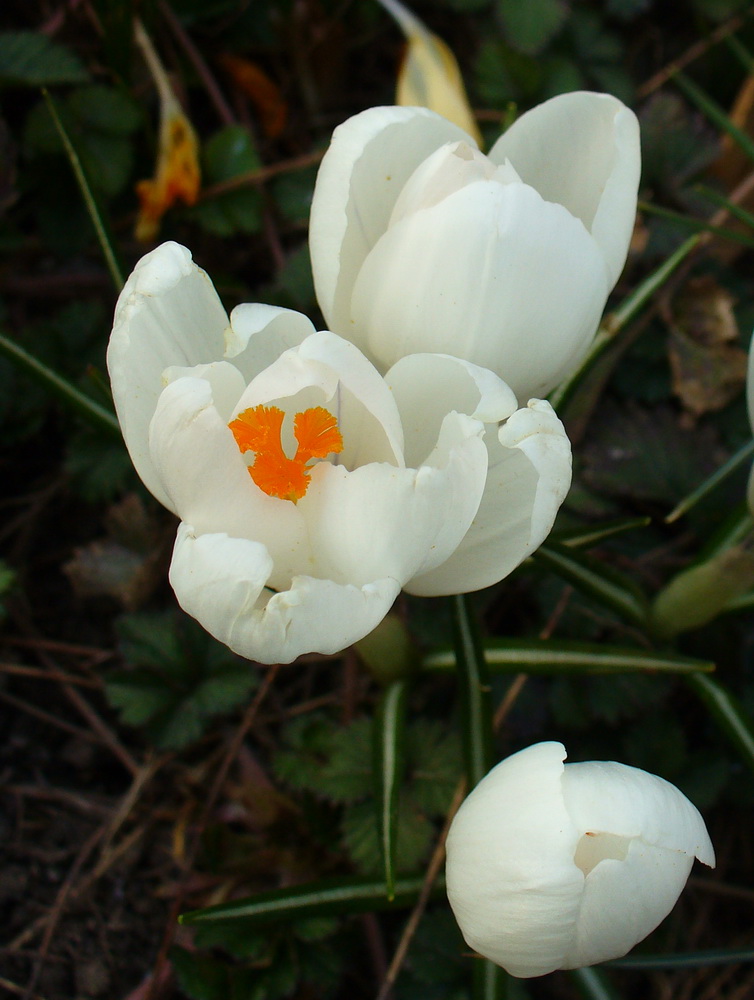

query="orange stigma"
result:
[229,404,343,502]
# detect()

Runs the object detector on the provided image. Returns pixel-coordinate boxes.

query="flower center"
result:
[229,404,343,503]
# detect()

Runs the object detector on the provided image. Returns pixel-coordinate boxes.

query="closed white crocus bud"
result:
[445,742,715,978]
[310,91,640,402]
[108,243,572,663]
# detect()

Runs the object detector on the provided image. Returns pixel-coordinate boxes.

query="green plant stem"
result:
[42,88,124,290]
[452,594,492,787]
[0,329,121,438]
[570,966,622,1000]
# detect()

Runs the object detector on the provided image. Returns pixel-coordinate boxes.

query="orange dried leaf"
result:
[219,53,287,139]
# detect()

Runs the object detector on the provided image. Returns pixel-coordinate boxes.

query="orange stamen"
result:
[229,404,343,503]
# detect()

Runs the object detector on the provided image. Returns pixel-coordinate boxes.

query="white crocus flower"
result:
[445,742,715,979]
[107,242,572,663]
[309,91,641,402]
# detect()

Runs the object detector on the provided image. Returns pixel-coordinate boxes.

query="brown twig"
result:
[637,10,751,100]
[198,149,325,200]
[157,0,236,126]
[22,825,104,999]
[144,663,280,1000]
[375,778,468,1000]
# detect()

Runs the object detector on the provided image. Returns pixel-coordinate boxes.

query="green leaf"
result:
[666,442,754,523]
[555,516,651,549]
[373,680,408,899]
[652,542,754,639]
[42,90,124,288]
[180,873,440,925]
[0,327,121,438]
[171,946,228,1000]
[686,673,754,777]
[548,233,701,415]
[0,31,88,86]
[608,946,754,969]
[496,0,568,55]
[533,543,649,628]
[190,124,263,236]
[453,594,493,786]
[570,966,621,1000]
[64,427,133,502]
[342,797,434,875]
[674,71,754,165]
[407,720,462,815]
[106,611,259,749]
[423,639,714,675]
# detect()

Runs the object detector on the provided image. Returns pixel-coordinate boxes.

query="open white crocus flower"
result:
[310,91,641,401]
[445,742,715,978]
[107,242,572,664]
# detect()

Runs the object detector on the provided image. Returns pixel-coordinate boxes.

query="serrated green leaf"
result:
[171,946,228,1000]
[342,798,435,875]
[496,0,568,55]
[105,669,178,725]
[320,718,373,802]
[107,611,258,749]
[407,720,462,815]
[0,31,89,86]
[373,679,408,899]
[67,85,141,134]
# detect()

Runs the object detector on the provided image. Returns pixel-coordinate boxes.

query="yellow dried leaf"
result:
[376,0,482,146]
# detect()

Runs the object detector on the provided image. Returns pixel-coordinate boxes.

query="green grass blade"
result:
[686,672,754,777]
[473,956,508,1000]
[0,328,121,438]
[373,678,408,901]
[452,594,493,787]
[673,71,754,165]
[42,88,124,290]
[695,182,754,230]
[639,199,754,249]
[666,441,754,523]
[180,873,439,925]
[609,945,754,970]
[549,234,700,414]
[533,544,649,628]
[570,967,622,1000]
[555,517,651,549]
[423,639,714,675]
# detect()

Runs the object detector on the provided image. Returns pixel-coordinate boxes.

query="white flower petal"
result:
[224,303,316,382]
[446,742,714,979]
[489,91,640,287]
[563,841,694,969]
[561,760,716,865]
[408,399,571,596]
[351,181,609,401]
[386,352,517,468]
[303,410,488,586]
[161,361,246,422]
[446,743,583,979]
[169,523,401,664]
[234,331,405,468]
[309,105,472,339]
[107,242,229,506]
[149,376,310,591]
